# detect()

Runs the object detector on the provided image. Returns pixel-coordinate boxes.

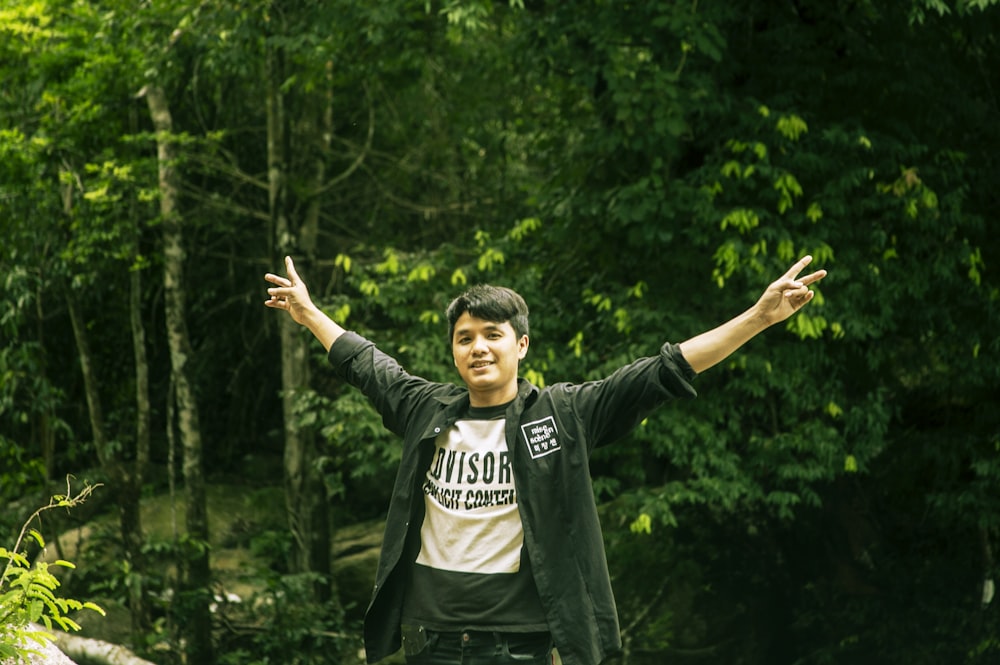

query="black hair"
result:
[446,284,530,341]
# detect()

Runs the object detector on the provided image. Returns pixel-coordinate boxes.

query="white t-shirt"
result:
[401,402,548,631]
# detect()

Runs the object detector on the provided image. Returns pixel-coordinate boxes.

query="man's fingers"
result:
[285,255,300,284]
[264,260,301,311]
[781,255,813,281]
[799,269,828,286]
[264,273,290,288]
[777,257,827,293]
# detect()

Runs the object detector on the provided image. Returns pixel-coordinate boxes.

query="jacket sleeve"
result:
[566,341,697,450]
[327,331,449,438]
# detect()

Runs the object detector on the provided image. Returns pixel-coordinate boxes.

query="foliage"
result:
[2,0,999,662]
[0,478,106,663]
[215,573,353,665]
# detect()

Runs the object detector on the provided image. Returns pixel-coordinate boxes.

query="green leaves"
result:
[0,0,997,661]
[775,113,808,142]
[719,208,760,233]
[1,481,104,659]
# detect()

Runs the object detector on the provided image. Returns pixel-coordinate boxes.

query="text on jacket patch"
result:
[520,416,561,459]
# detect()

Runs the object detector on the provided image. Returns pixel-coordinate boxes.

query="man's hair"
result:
[446,284,530,341]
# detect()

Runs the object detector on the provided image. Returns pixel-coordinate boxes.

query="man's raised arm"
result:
[264,255,345,351]
[677,255,827,374]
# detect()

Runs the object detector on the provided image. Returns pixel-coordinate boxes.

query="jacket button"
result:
[434,427,441,433]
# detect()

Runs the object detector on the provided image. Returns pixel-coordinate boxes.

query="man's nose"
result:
[471,335,489,353]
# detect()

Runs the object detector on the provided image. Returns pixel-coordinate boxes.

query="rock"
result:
[2,626,78,665]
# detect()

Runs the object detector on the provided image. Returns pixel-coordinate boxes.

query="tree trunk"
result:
[65,297,108,454]
[62,159,107,457]
[266,22,331,602]
[144,82,214,664]
[299,57,338,605]
[34,285,56,483]
[125,264,151,637]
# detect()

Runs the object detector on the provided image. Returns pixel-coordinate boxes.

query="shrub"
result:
[0,477,106,663]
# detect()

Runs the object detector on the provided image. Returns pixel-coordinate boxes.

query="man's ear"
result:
[517,335,529,360]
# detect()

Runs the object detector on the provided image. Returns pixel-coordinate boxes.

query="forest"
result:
[2,0,999,663]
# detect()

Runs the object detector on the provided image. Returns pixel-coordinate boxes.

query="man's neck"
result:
[468,384,518,408]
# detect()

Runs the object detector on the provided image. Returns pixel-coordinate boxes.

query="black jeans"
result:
[402,626,555,665]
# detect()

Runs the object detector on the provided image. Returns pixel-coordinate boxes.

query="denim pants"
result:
[402,626,559,665]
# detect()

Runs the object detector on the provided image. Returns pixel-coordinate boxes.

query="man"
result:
[264,255,827,665]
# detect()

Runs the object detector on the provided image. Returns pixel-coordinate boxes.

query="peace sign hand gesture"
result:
[754,255,828,327]
[677,255,828,374]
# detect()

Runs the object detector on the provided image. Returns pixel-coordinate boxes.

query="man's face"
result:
[451,312,528,407]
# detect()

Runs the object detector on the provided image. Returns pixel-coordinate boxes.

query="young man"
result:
[264,255,826,665]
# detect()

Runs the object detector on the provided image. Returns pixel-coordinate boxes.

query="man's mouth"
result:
[471,360,494,369]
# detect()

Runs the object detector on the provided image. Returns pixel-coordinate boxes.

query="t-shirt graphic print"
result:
[417,417,520,574]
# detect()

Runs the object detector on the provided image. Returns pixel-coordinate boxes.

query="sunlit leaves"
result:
[584,290,613,313]
[521,367,545,388]
[773,172,803,213]
[967,245,985,286]
[775,114,808,141]
[909,0,1000,24]
[0,2,55,43]
[629,512,653,535]
[567,331,584,359]
[785,311,829,340]
[477,246,505,272]
[1,484,104,659]
[876,166,940,220]
[359,279,380,297]
[440,0,492,34]
[375,248,402,275]
[26,530,43,549]
[334,253,352,273]
[719,208,760,233]
[806,201,823,222]
[627,281,647,299]
[407,263,436,283]
[328,302,351,325]
[508,216,541,241]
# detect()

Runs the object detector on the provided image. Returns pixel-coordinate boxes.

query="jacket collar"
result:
[431,377,539,409]
[517,377,540,401]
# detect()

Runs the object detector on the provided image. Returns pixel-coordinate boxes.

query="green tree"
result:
[3,0,999,662]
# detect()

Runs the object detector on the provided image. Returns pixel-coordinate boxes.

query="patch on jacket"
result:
[520,416,561,459]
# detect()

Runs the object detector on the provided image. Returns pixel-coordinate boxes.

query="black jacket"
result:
[328,332,697,665]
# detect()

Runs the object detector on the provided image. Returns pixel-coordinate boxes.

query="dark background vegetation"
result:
[2,0,999,663]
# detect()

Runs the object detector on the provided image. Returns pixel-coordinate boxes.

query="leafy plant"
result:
[216,572,354,665]
[0,477,106,663]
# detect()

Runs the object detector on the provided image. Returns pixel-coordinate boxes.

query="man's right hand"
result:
[264,256,345,350]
